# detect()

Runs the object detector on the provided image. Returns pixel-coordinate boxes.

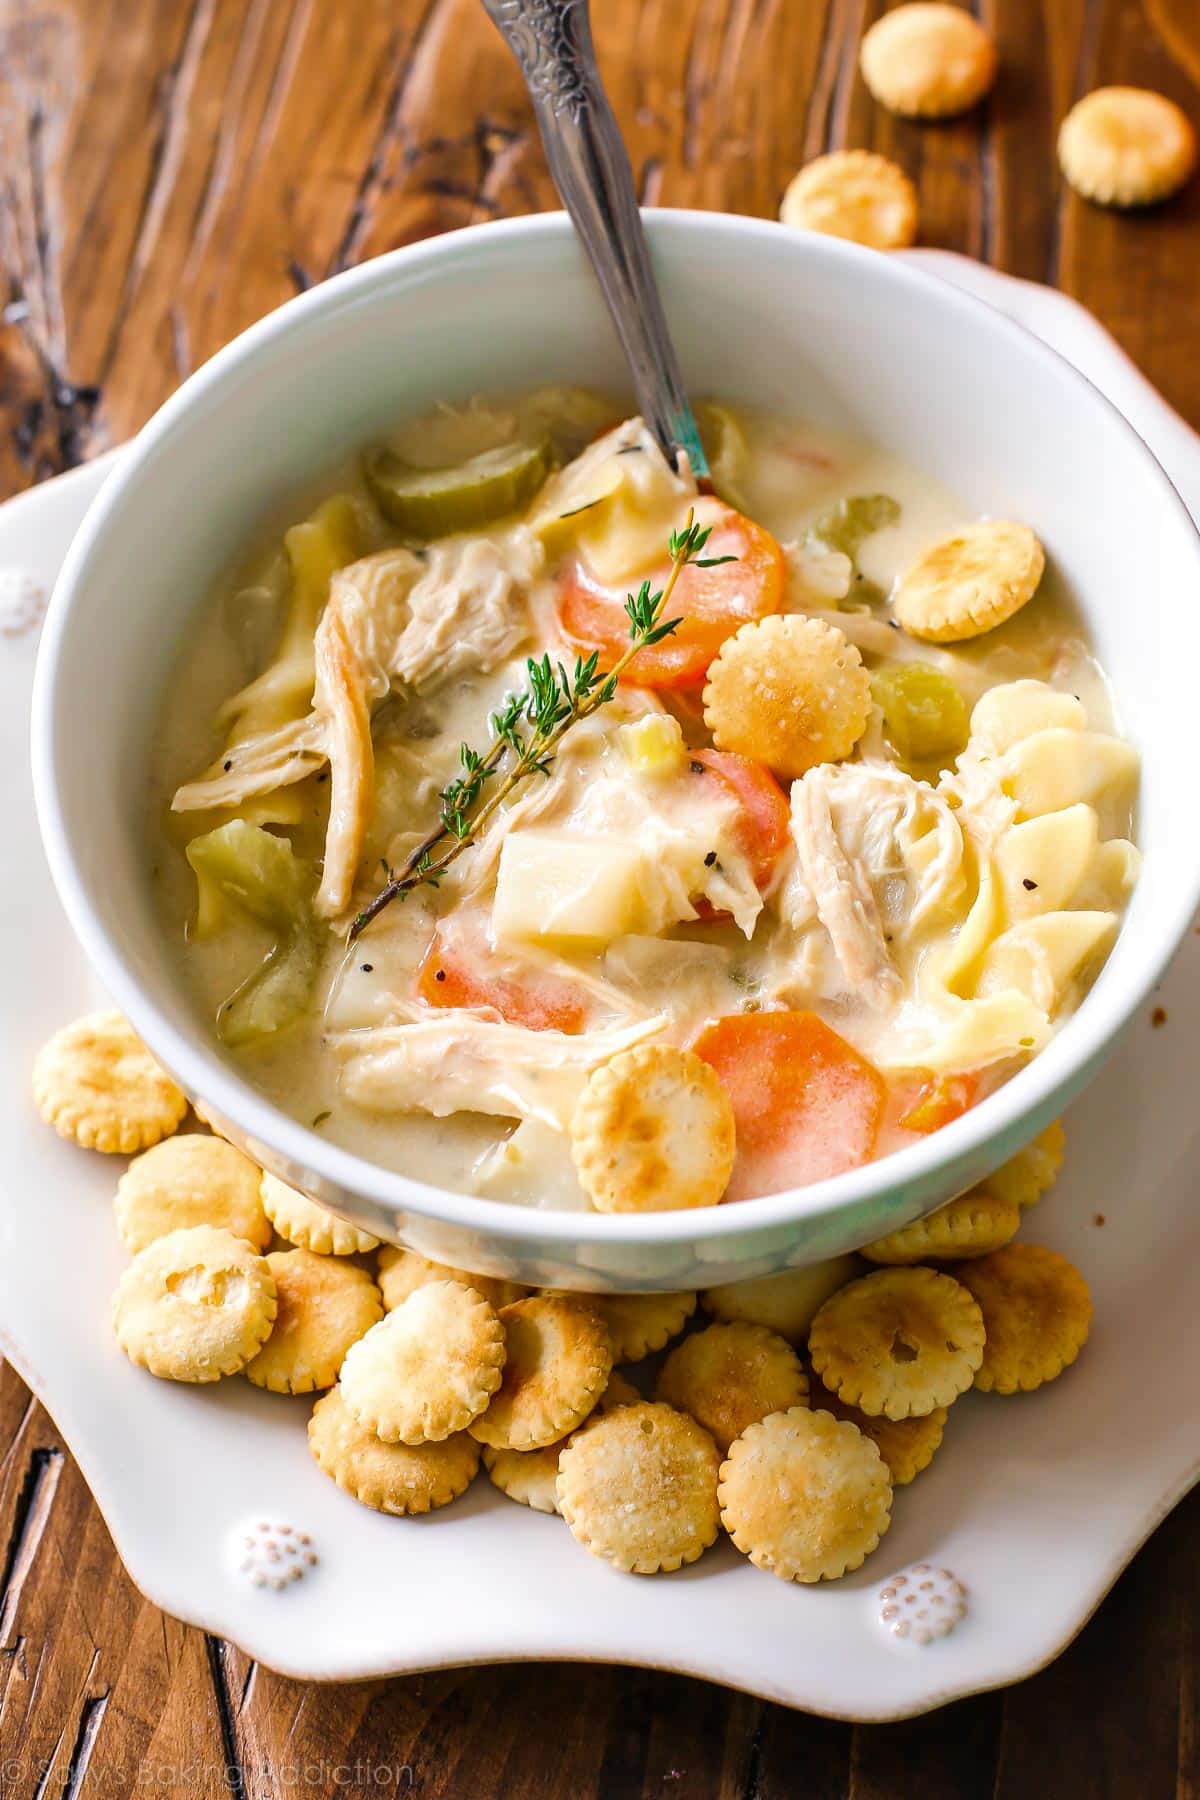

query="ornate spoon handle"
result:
[480,0,709,479]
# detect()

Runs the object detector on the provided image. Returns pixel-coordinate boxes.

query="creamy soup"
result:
[149,388,1138,1210]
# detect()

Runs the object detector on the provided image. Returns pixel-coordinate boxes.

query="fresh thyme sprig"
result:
[348,509,733,941]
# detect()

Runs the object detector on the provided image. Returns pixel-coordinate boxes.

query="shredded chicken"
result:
[328,548,425,690]
[787,764,965,1010]
[333,1009,666,1130]
[313,595,375,915]
[173,533,541,911]
[172,715,325,813]
[790,771,901,1010]
[390,530,542,690]
[940,747,1019,856]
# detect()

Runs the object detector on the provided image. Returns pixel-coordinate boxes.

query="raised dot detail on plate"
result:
[0,570,46,639]
[230,1518,319,1591]
[877,1563,967,1646]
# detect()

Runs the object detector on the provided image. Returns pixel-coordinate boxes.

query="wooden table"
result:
[1,2,1198,1793]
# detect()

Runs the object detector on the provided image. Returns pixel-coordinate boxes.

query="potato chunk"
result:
[493,830,649,947]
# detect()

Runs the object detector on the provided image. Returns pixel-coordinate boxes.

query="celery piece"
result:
[186,820,315,935]
[872,662,970,765]
[186,821,322,1045]
[190,860,230,940]
[217,931,323,1047]
[363,437,549,538]
[807,493,900,562]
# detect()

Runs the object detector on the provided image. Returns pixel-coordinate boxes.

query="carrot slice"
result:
[690,749,791,893]
[416,930,587,1034]
[897,1072,980,1134]
[694,1011,886,1200]
[558,503,785,689]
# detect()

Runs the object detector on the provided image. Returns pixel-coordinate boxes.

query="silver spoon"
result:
[480,0,710,482]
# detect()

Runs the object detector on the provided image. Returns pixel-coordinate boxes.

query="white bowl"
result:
[31,211,1200,1291]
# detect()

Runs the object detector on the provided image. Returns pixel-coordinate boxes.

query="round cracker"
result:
[570,1045,735,1214]
[113,1224,277,1382]
[547,1290,697,1362]
[893,520,1045,643]
[809,1266,985,1419]
[482,1367,642,1514]
[810,1378,946,1485]
[779,151,918,250]
[481,1441,564,1514]
[116,1134,270,1255]
[861,1190,1020,1264]
[1058,86,1196,208]
[557,1401,721,1574]
[702,613,871,777]
[309,1387,479,1514]
[700,1255,863,1345]
[469,1296,613,1451]
[260,1172,379,1255]
[860,3,997,118]
[951,1243,1091,1393]
[657,1322,810,1455]
[338,1280,505,1442]
[377,1244,527,1313]
[34,1012,187,1154]
[244,1249,383,1393]
[989,1120,1065,1209]
[718,1406,892,1581]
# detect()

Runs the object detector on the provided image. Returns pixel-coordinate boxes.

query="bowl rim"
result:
[32,207,1200,1249]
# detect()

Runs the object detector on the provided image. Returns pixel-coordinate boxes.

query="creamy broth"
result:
[149,390,1136,1209]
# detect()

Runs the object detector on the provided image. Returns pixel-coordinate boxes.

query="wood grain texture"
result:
[0,0,1198,1794]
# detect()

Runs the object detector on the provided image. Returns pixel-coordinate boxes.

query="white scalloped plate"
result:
[1,252,1197,1720]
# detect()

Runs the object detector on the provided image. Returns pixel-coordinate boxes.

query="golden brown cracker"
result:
[245,1249,383,1393]
[309,1387,479,1514]
[113,1224,276,1381]
[809,1266,984,1418]
[570,1045,735,1213]
[557,1402,721,1573]
[719,1406,892,1581]
[116,1134,270,1255]
[952,1243,1091,1393]
[339,1279,505,1442]
[34,1013,187,1154]
[702,614,871,777]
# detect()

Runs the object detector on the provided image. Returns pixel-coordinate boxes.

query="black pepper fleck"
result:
[1022,878,1038,891]
[435,968,447,982]
[360,963,373,974]
[704,850,718,867]
[223,759,232,771]
[690,761,705,774]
